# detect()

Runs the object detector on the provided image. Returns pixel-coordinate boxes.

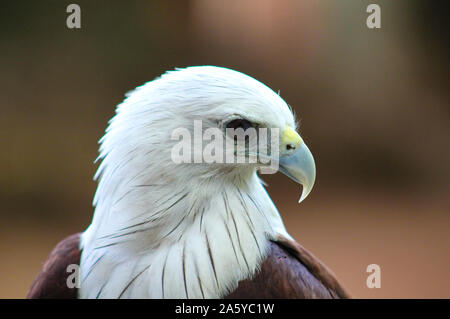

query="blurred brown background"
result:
[1,0,449,298]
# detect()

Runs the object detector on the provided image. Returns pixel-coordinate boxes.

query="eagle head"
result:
[80,66,317,298]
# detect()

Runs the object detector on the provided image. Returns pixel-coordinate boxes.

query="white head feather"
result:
[80,66,295,298]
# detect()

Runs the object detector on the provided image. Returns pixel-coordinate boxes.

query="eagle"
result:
[27,66,349,299]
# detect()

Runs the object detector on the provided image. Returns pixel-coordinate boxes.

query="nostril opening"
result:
[286,144,295,151]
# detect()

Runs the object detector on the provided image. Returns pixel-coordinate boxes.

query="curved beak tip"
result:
[298,188,309,203]
[279,142,316,204]
[298,180,314,203]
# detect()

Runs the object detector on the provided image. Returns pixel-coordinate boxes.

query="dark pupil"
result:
[226,119,254,131]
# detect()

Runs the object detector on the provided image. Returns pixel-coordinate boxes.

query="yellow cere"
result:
[282,126,303,149]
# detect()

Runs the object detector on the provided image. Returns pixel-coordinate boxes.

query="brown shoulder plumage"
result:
[27,233,82,299]
[225,235,350,299]
[27,233,348,299]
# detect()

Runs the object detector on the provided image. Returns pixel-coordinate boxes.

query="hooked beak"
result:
[279,126,316,203]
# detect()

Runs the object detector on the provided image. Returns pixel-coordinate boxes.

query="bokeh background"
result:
[1,0,448,298]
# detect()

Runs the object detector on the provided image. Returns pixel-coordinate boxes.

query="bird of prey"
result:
[27,66,349,299]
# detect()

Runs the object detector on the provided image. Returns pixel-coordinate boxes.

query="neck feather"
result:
[80,171,289,298]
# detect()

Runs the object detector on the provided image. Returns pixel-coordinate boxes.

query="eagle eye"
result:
[225,119,255,131]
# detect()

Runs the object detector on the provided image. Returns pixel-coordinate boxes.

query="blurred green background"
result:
[1,0,448,298]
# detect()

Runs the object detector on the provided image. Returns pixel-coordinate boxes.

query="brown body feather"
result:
[27,233,349,299]
[226,235,349,298]
[27,233,81,299]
